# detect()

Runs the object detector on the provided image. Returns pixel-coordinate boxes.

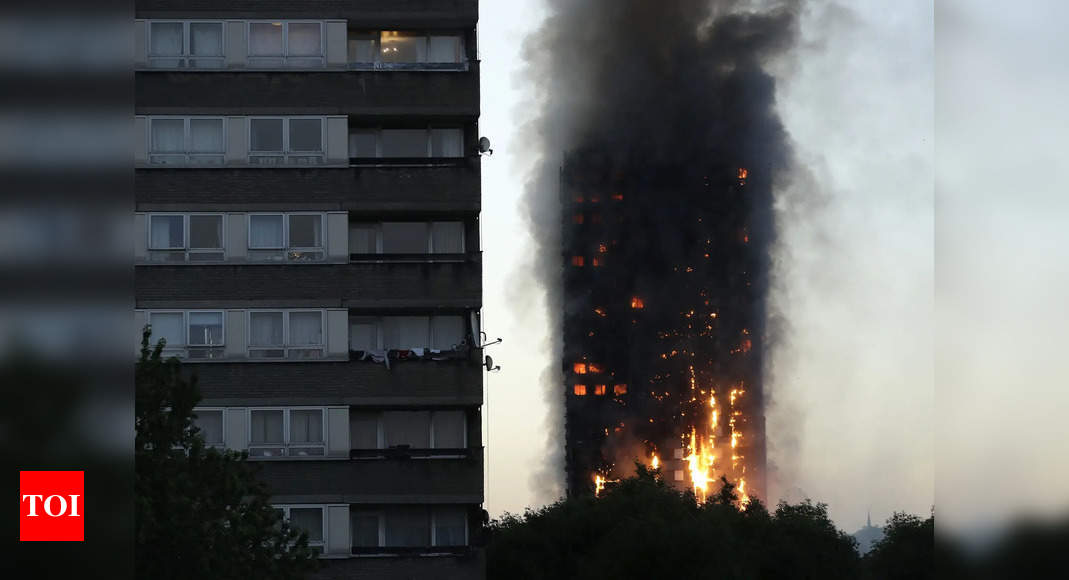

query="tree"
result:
[862,511,934,579]
[487,465,861,579]
[136,329,318,579]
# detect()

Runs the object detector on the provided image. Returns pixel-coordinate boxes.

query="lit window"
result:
[571,256,584,267]
[598,243,607,253]
[591,257,603,267]
[573,362,587,374]
[588,363,603,373]
[631,297,645,309]
[614,384,628,396]
[573,384,587,396]
[593,385,606,396]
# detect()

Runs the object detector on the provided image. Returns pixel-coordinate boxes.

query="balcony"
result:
[135,163,480,211]
[136,1,479,27]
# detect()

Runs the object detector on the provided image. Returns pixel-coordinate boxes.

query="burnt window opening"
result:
[614,384,628,396]
[573,362,587,374]
[573,384,588,396]
[571,256,585,267]
[593,384,607,396]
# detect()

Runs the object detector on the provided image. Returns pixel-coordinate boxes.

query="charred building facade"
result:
[133,1,485,578]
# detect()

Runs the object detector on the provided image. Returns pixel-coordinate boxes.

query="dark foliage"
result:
[862,511,934,579]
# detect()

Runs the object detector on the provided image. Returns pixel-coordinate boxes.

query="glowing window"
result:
[573,384,587,396]
[614,384,628,396]
[588,363,603,374]
[593,384,606,396]
[591,257,603,267]
[598,243,607,254]
[571,256,584,267]
[631,297,644,309]
[573,362,587,374]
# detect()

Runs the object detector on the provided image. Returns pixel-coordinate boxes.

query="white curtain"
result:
[194,410,224,444]
[290,409,323,443]
[349,412,380,449]
[249,22,283,55]
[149,215,184,249]
[383,316,429,349]
[428,36,461,63]
[431,222,464,253]
[430,316,465,350]
[188,312,222,346]
[150,119,185,153]
[287,23,321,56]
[150,22,183,55]
[249,215,284,248]
[432,411,465,448]
[250,410,284,443]
[249,312,284,346]
[383,411,430,448]
[189,119,223,153]
[385,507,430,547]
[433,506,467,546]
[288,312,322,345]
[431,128,463,157]
[189,22,222,56]
[149,312,184,347]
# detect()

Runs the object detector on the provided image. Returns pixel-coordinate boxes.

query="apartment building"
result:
[133,2,484,578]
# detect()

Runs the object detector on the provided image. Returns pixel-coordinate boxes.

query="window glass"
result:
[249,312,284,346]
[149,312,185,348]
[189,22,223,56]
[188,312,223,346]
[431,222,464,253]
[288,119,322,152]
[288,215,322,248]
[189,215,222,249]
[352,513,380,547]
[194,410,224,445]
[385,507,430,547]
[380,31,425,63]
[149,215,184,249]
[431,128,463,157]
[249,215,284,248]
[428,36,462,63]
[249,22,284,56]
[250,410,284,444]
[432,411,465,449]
[349,320,379,351]
[289,508,323,542]
[150,119,185,153]
[380,129,427,157]
[434,506,467,546]
[382,316,429,350]
[290,409,323,443]
[383,411,430,448]
[150,22,183,55]
[189,119,224,153]
[381,222,428,253]
[250,119,284,152]
[287,23,321,56]
[350,412,380,449]
[348,33,376,63]
[288,312,323,346]
[348,130,377,157]
[348,224,377,253]
[430,316,465,350]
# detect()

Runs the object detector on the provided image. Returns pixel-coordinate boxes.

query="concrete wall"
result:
[311,551,485,580]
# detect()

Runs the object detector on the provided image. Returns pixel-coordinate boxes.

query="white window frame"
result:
[248,407,327,458]
[145,212,226,262]
[246,309,326,359]
[274,504,327,551]
[146,116,227,166]
[146,310,226,359]
[248,117,326,165]
[349,127,464,159]
[146,20,226,69]
[247,213,326,262]
[191,407,226,448]
[247,21,325,68]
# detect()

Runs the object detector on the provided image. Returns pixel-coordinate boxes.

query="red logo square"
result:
[20,471,84,541]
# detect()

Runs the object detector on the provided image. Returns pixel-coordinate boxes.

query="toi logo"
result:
[20,471,84,541]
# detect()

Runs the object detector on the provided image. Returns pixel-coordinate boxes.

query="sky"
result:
[477,0,1069,535]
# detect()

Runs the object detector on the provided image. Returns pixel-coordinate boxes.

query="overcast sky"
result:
[477,0,1069,534]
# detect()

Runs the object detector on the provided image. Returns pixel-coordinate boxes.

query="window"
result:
[148,117,225,165]
[349,315,467,352]
[386,506,430,547]
[146,310,225,359]
[383,411,430,449]
[433,506,468,547]
[351,506,468,551]
[248,214,324,262]
[350,410,466,451]
[147,213,224,262]
[248,310,324,359]
[249,408,325,457]
[573,384,587,396]
[276,506,326,552]
[248,21,323,67]
[593,384,607,396]
[431,410,466,449]
[249,118,324,165]
[193,409,224,447]
[349,221,465,255]
[349,128,464,159]
[147,21,225,69]
[379,31,464,65]
[614,384,628,396]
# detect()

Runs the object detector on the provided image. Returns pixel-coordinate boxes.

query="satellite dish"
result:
[484,355,500,372]
[478,136,493,156]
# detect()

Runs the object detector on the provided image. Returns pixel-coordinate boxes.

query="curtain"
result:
[428,36,461,63]
[288,312,322,345]
[290,410,323,443]
[288,508,323,542]
[194,410,224,444]
[433,507,467,546]
[150,22,183,55]
[188,312,222,346]
[430,316,465,350]
[189,22,223,56]
[249,215,284,248]
[287,23,321,56]
[381,222,428,253]
[288,119,322,152]
[188,215,222,249]
[249,22,283,55]
[250,410,284,443]
[189,119,223,153]
[385,507,430,547]
[431,221,464,253]
[248,312,284,346]
[432,411,465,448]
[383,411,430,448]
[382,316,429,349]
[349,412,380,449]
[351,513,380,547]
[431,128,463,157]
[150,119,185,153]
[149,215,184,249]
[149,312,184,347]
